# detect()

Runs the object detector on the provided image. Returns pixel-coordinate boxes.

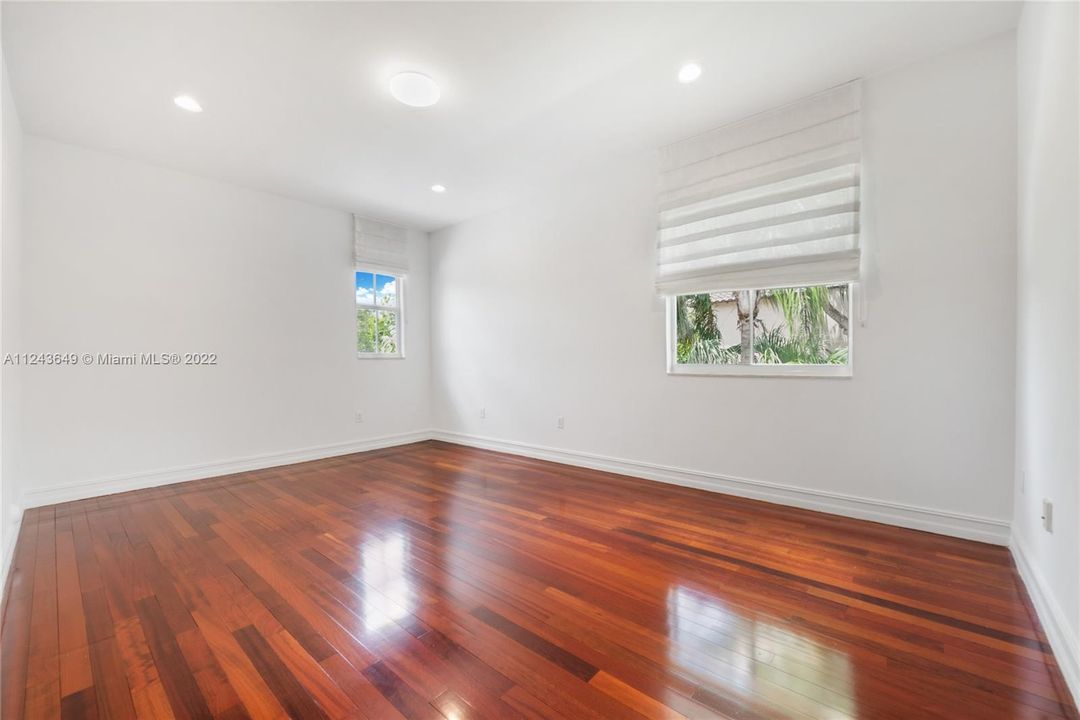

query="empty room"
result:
[0,1,1078,718]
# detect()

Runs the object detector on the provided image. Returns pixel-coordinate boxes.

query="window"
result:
[356,270,403,358]
[656,83,862,378]
[668,283,851,377]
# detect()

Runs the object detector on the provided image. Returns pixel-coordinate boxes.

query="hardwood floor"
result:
[1,440,1075,719]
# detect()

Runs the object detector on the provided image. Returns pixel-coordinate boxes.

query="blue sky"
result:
[356,272,397,305]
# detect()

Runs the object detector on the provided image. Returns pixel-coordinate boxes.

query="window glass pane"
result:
[357,307,377,353]
[355,271,375,306]
[376,274,397,307]
[753,284,849,365]
[377,311,398,354]
[674,291,750,365]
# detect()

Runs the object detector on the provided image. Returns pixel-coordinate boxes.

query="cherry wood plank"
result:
[60,685,99,720]
[24,509,61,719]
[0,440,1076,719]
[233,625,329,720]
[471,605,599,682]
[1,511,39,720]
[361,660,443,720]
[136,595,215,720]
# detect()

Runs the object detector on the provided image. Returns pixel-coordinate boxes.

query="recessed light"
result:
[678,63,702,84]
[173,94,203,113]
[389,72,440,108]
[431,184,446,193]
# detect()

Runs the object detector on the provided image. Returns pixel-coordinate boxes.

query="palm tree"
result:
[754,285,848,364]
[676,293,739,364]
[733,290,757,364]
[676,285,848,366]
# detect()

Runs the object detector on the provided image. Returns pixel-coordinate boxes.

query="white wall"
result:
[19,137,431,505]
[430,33,1018,543]
[1012,0,1080,702]
[2,59,25,580]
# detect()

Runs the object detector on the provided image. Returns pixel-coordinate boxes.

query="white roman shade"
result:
[354,216,409,274]
[656,81,862,294]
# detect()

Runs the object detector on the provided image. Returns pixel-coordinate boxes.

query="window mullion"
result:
[395,279,402,353]
[749,288,756,366]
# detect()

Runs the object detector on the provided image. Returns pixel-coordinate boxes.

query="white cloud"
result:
[356,286,376,305]
[358,278,397,305]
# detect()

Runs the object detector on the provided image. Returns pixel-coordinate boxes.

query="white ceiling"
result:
[3,2,1019,232]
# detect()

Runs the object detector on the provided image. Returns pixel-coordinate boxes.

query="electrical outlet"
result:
[355,411,364,424]
[556,416,565,429]
[1042,499,1053,533]
[480,407,486,419]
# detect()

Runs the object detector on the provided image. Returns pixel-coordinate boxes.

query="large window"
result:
[356,270,403,358]
[668,284,851,376]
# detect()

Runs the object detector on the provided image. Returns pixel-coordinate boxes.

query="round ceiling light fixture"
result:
[173,94,203,112]
[389,72,440,107]
[431,184,447,193]
[678,63,702,84]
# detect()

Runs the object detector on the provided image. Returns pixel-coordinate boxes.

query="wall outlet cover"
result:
[1041,499,1053,533]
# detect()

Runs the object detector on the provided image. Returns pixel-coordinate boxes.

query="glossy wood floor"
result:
[1,441,1076,720]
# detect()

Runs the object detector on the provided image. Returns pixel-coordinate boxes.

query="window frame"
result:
[665,283,855,378]
[356,269,405,360]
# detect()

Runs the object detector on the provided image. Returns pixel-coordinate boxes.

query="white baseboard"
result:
[430,430,1011,545]
[14,427,1012,542]
[1,500,23,598]
[6,427,1014,586]
[16,428,1012,547]
[1010,533,1080,708]
[21,430,431,509]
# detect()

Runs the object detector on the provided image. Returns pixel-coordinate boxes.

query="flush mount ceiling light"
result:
[173,94,203,113]
[431,184,446,193]
[389,72,440,107]
[678,63,702,84]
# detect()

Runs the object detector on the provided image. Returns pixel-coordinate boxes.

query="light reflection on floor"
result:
[668,586,857,719]
[360,530,415,632]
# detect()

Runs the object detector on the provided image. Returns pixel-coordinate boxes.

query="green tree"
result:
[676,285,848,366]
[357,305,398,353]
[675,293,740,363]
[754,286,848,364]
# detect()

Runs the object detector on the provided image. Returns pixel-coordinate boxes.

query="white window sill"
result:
[668,363,852,378]
[357,353,405,360]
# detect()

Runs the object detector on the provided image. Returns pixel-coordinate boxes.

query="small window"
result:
[668,284,851,377]
[356,270,403,358]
